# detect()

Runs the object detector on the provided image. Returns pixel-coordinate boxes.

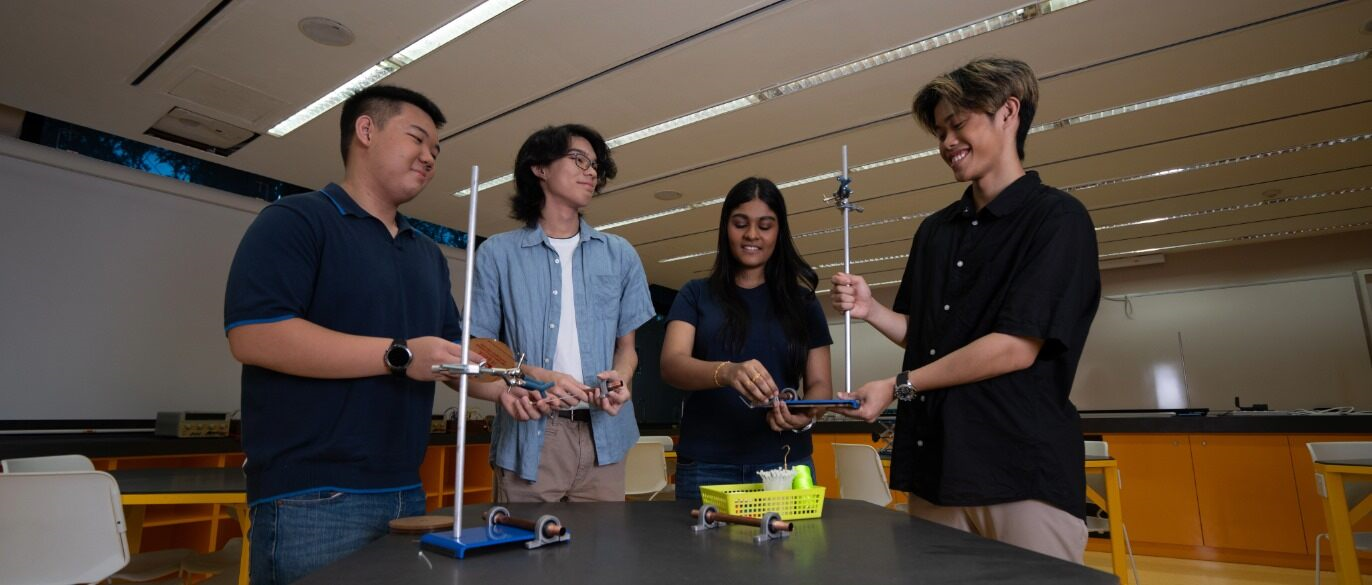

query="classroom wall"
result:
[827,229,1372,410]
[0,135,491,421]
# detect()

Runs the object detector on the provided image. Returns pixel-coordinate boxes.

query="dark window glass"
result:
[20,113,478,249]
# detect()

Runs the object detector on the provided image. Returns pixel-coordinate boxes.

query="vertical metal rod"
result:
[451,165,480,538]
[841,146,852,395]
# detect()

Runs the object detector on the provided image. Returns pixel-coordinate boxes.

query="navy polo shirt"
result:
[224,183,462,504]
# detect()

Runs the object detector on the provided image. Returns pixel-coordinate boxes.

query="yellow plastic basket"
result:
[699,483,826,520]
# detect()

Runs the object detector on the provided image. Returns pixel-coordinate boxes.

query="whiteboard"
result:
[1075,274,1372,411]
[0,138,484,421]
[826,273,1372,411]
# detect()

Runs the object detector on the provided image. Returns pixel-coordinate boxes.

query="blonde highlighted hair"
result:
[912,57,1039,160]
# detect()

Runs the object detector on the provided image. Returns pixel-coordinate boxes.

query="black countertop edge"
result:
[1081,415,1372,434]
[5,417,1368,461]
[0,432,491,461]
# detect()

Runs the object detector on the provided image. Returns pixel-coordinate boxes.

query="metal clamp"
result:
[434,352,552,396]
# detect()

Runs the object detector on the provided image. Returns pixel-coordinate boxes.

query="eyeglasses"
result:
[563,151,600,174]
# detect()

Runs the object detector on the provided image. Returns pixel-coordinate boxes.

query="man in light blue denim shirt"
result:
[469,124,655,501]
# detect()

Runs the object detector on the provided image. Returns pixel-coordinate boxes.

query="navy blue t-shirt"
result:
[667,279,832,464]
[224,183,462,503]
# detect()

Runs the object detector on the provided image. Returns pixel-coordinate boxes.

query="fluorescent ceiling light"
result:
[811,218,1372,286]
[1095,186,1370,230]
[776,51,1370,192]
[813,254,909,270]
[609,0,1087,151]
[817,279,902,295]
[268,0,525,138]
[1098,220,1372,259]
[464,0,1087,197]
[663,134,1370,264]
[595,196,727,230]
[1064,132,1371,192]
[1031,51,1367,135]
[659,250,719,263]
[617,49,1367,230]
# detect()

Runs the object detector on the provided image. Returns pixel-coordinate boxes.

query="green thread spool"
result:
[792,464,814,489]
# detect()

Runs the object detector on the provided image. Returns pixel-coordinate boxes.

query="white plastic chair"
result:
[1085,441,1140,585]
[624,440,669,500]
[833,443,892,507]
[1307,441,1372,585]
[2,454,95,472]
[638,435,674,452]
[1,454,192,583]
[0,470,130,585]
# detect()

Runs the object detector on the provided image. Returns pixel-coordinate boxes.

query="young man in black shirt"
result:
[831,57,1100,563]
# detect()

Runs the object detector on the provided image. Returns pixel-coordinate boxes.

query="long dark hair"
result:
[510,124,617,226]
[707,177,818,379]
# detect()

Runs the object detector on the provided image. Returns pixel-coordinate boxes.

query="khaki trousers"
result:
[906,494,1087,563]
[494,415,625,502]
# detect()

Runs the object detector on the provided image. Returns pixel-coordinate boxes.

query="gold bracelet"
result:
[712,361,730,387]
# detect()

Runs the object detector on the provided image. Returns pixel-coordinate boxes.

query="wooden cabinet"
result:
[1189,434,1306,553]
[1097,432,1372,570]
[420,444,493,511]
[1101,433,1204,547]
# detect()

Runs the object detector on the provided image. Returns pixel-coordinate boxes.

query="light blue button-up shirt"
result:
[471,218,655,481]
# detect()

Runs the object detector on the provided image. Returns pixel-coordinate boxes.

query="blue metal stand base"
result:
[419,507,571,559]
[420,525,536,559]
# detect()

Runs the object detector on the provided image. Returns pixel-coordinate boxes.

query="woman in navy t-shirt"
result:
[661,177,834,503]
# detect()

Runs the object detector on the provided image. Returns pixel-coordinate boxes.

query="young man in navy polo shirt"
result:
[831,58,1101,563]
[225,86,477,584]
[468,124,655,502]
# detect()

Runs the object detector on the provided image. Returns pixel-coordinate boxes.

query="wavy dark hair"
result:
[708,177,818,378]
[339,85,446,165]
[510,124,617,226]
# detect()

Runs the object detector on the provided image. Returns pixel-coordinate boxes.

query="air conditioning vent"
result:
[145,107,257,156]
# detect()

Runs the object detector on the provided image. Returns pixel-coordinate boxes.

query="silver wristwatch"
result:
[894,371,918,402]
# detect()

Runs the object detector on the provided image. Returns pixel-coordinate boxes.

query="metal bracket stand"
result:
[691,504,725,532]
[527,514,571,549]
[754,511,789,543]
[825,146,863,397]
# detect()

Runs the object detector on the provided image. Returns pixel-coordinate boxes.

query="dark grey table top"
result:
[107,467,245,494]
[296,500,1116,585]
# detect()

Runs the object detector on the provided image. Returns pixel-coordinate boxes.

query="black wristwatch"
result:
[384,338,412,377]
[894,371,918,402]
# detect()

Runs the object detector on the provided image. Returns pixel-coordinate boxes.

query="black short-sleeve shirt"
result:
[889,171,1100,518]
[224,183,463,503]
[666,279,832,464]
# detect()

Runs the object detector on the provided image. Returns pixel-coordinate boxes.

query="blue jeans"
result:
[674,456,815,504]
[248,487,426,585]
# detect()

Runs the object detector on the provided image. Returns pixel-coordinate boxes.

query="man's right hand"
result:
[406,336,484,382]
[830,272,873,319]
[498,386,550,421]
[831,376,896,423]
